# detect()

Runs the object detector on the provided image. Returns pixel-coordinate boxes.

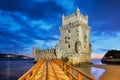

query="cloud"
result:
[29,20,52,30]
[0,9,60,56]
[55,0,76,14]
[0,0,65,22]
[0,11,21,31]
[34,39,58,49]
[91,32,120,55]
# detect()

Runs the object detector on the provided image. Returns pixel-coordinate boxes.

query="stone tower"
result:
[56,8,92,64]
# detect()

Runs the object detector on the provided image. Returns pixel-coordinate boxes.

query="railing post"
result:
[59,61,61,67]
[78,73,82,80]
[69,67,72,80]
[60,63,63,69]
[63,64,66,75]
[26,74,30,80]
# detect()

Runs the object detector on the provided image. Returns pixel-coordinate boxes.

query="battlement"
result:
[62,8,88,26]
[39,49,56,54]
[33,48,56,62]
[64,13,88,20]
[60,20,90,31]
[64,13,76,20]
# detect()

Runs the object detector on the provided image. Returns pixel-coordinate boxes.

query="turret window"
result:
[65,36,67,43]
[68,44,70,48]
[65,36,67,39]
[68,37,70,39]
[69,22,71,25]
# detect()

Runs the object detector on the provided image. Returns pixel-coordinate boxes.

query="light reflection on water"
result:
[0,59,34,80]
[6,61,10,79]
[75,59,105,80]
[77,65,105,80]
[91,67,105,80]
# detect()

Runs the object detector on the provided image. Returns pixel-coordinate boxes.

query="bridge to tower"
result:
[18,59,94,80]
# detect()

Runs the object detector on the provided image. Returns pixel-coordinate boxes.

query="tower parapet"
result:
[62,8,88,27]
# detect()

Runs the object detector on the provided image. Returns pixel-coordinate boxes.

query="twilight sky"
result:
[0,0,120,58]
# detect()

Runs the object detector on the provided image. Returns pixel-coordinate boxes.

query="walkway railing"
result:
[18,59,45,80]
[52,59,95,80]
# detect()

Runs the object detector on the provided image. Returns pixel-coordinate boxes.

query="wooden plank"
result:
[34,60,69,80]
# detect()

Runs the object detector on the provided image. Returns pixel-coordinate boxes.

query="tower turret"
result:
[76,8,80,16]
[62,14,64,25]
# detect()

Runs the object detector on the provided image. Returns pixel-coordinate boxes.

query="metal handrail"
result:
[52,59,95,80]
[18,59,45,80]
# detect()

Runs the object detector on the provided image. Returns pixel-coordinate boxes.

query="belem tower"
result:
[33,8,92,64]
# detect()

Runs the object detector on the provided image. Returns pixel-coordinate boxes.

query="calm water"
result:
[0,59,34,80]
[0,59,103,80]
[77,59,105,80]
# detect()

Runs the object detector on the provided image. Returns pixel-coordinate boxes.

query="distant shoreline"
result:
[0,53,32,59]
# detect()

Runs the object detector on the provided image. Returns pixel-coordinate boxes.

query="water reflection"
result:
[77,65,105,80]
[6,61,10,79]
[0,59,34,80]
[91,67,105,80]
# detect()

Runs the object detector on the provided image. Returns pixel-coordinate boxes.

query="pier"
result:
[18,59,94,80]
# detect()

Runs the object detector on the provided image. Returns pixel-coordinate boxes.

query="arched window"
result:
[75,41,81,53]
[68,37,70,39]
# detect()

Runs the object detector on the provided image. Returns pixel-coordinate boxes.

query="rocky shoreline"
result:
[101,50,120,64]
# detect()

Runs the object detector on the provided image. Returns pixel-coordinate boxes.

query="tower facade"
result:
[56,8,92,64]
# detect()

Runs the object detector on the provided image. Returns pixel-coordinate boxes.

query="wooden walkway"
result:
[35,60,69,80]
[18,59,95,80]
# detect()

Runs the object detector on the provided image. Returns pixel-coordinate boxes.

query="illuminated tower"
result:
[56,8,92,64]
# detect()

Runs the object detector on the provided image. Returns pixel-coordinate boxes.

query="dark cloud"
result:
[89,0,120,32]
[99,48,108,52]
[74,0,120,32]
[0,0,65,22]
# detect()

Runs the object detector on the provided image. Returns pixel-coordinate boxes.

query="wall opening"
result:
[75,41,81,53]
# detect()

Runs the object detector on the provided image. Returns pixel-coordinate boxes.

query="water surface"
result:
[0,59,34,80]
[76,59,105,80]
[0,59,105,80]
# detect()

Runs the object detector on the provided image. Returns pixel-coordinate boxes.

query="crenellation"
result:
[33,48,56,61]
[64,13,76,20]
[62,9,88,27]
[60,22,89,31]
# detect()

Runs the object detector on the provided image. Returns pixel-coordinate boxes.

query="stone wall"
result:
[33,48,56,62]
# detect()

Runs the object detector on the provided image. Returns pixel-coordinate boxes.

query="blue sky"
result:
[0,0,120,58]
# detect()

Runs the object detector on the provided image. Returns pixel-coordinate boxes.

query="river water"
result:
[77,59,105,80]
[0,59,34,80]
[0,59,104,80]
